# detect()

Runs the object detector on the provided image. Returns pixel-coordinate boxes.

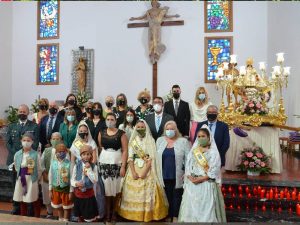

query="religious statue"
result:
[129,1,180,64]
[75,57,86,92]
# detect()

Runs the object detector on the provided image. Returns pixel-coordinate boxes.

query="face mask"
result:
[93,109,101,116]
[67,115,75,122]
[79,132,88,139]
[207,113,218,121]
[166,129,175,138]
[51,140,60,148]
[106,102,113,108]
[198,138,209,147]
[139,98,148,104]
[68,99,75,106]
[136,128,146,137]
[49,107,58,115]
[117,99,125,106]
[39,105,47,111]
[56,152,67,160]
[22,141,32,149]
[198,94,206,101]
[126,115,134,123]
[106,121,116,128]
[85,108,92,113]
[18,114,27,121]
[173,93,180,99]
[153,104,162,112]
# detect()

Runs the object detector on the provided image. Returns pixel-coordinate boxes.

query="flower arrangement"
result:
[237,145,271,174]
[77,91,90,108]
[239,99,268,116]
[4,105,18,124]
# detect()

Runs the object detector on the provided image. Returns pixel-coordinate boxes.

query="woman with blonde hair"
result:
[156,121,190,222]
[103,96,115,119]
[189,87,212,141]
[135,89,153,120]
[33,98,49,124]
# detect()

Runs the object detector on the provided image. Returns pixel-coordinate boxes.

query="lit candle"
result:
[223,62,229,70]
[258,186,262,195]
[262,205,266,212]
[275,193,278,200]
[253,187,258,196]
[276,52,285,63]
[298,193,300,201]
[270,188,274,199]
[283,67,291,76]
[238,185,243,194]
[230,54,237,64]
[259,62,266,71]
[292,191,296,200]
[286,192,291,201]
[228,186,232,193]
[240,66,246,75]
[266,192,270,200]
[247,193,251,198]
[297,204,300,216]
[280,190,284,199]
[245,186,250,194]
[239,193,243,199]
[261,189,265,199]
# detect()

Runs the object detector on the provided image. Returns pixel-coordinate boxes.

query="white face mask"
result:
[126,116,134,123]
[22,141,33,149]
[153,104,162,112]
[165,129,175,138]
[106,120,116,128]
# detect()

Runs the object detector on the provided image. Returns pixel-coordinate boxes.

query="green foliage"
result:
[4,106,18,124]
[77,91,90,108]
[31,99,39,113]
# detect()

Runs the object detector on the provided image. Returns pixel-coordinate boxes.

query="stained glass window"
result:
[205,0,232,32]
[37,44,59,85]
[205,37,232,83]
[38,1,59,39]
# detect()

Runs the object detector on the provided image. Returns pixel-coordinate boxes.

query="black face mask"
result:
[117,99,125,106]
[207,113,218,121]
[139,98,148,104]
[79,132,88,139]
[85,108,92,113]
[106,102,113,108]
[93,109,102,116]
[18,114,27,121]
[49,107,58,115]
[173,93,180,99]
[39,105,47,111]
[68,99,75,106]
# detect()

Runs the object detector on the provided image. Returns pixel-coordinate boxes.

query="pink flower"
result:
[256,153,263,158]
[255,159,261,164]
[246,152,253,158]
[249,103,254,108]
[244,161,249,166]
[260,162,266,167]
[249,162,255,168]
[256,103,262,108]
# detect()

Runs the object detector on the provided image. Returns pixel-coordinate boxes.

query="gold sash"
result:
[193,147,209,173]
[74,139,85,150]
[130,139,147,160]
[130,139,149,176]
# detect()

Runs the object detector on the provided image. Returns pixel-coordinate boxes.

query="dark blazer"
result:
[145,112,174,141]
[39,114,64,150]
[194,120,230,167]
[163,99,190,137]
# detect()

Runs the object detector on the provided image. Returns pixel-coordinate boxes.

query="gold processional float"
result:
[214,52,290,127]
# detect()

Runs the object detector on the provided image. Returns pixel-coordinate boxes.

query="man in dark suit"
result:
[145,96,173,141]
[163,84,190,137]
[194,105,230,167]
[39,101,64,152]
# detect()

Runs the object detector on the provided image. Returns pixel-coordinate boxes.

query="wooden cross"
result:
[128,20,184,99]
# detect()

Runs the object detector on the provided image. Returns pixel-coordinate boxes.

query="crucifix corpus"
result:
[128,0,184,98]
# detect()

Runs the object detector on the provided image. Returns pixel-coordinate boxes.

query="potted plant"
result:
[237,145,271,176]
[4,105,18,124]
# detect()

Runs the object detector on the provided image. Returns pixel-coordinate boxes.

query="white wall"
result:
[9,1,268,110]
[0,2,12,118]
[267,2,300,127]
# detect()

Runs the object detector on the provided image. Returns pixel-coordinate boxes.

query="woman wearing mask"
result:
[135,89,153,120]
[118,108,137,140]
[103,96,114,119]
[59,109,78,149]
[59,94,83,122]
[32,98,49,124]
[156,121,190,222]
[85,102,106,146]
[113,93,128,127]
[178,125,226,222]
[118,120,168,222]
[190,87,212,142]
[98,113,128,223]
[83,101,94,121]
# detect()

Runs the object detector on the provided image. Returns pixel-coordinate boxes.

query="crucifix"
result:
[128,1,184,98]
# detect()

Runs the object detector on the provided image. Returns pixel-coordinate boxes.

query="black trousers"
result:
[163,179,183,218]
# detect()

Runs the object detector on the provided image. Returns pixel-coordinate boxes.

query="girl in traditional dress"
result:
[178,125,226,222]
[13,132,42,217]
[118,120,168,222]
[98,112,128,223]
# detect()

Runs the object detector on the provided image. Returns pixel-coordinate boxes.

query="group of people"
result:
[6,84,230,223]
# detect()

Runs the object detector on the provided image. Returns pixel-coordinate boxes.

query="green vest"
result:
[51,159,71,189]
[15,149,38,183]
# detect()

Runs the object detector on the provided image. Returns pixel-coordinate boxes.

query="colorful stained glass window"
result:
[205,37,232,83]
[38,1,59,39]
[205,0,232,32]
[37,44,59,85]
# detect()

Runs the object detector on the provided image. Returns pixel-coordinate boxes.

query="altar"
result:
[224,126,282,173]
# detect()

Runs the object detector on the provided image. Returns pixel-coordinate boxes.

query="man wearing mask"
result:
[146,97,173,141]
[164,85,190,138]
[6,104,39,215]
[194,105,230,167]
[39,101,64,152]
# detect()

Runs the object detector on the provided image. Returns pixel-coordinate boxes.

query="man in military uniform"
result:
[6,104,39,215]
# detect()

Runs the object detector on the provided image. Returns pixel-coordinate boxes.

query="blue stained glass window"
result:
[206,0,231,31]
[38,44,59,84]
[207,38,231,81]
[38,1,59,39]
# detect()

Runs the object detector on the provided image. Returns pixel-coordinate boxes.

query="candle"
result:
[262,205,266,212]
[247,193,251,198]
[223,62,229,70]
[245,186,250,194]
[298,193,300,201]
[280,190,284,199]
[266,192,270,200]
[232,193,236,198]
[276,52,285,63]
[229,204,234,210]
[261,189,265,199]
[286,192,291,201]
[259,62,266,71]
[258,186,262,195]
[239,66,246,75]
[253,187,258,196]
[283,66,291,76]
[237,205,241,210]
[230,54,237,64]
[275,193,279,200]
[270,188,274,199]
[297,204,300,216]
[239,193,243,199]
[292,191,296,200]
[238,185,243,194]
[228,186,232,193]
[222,186,226,193]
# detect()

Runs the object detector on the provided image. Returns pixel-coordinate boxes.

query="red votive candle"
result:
[275,193,279,200]
[292,191,296,201]
[280,190,284,199]
[261,189,265,199]
[253,187,258,196]
[270,188,274,199]
[286,192,291,201]
[296,204,300,216]
[238,185,242,193]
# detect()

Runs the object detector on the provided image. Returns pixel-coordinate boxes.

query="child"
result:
[71,145,99,222]
[13,132,42,217]
[49,143,73,221]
